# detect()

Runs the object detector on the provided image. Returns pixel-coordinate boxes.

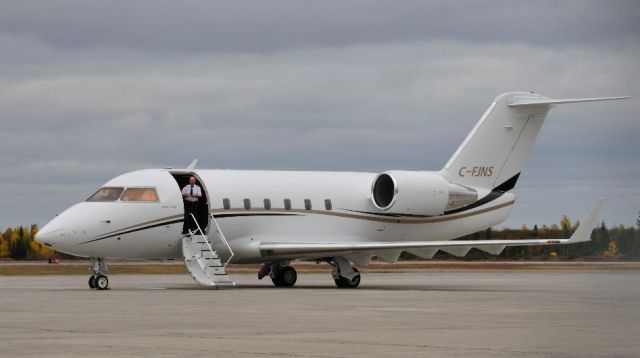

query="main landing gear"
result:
[88,257,109,290]
[257,257,361,289]
[330,257,361,288]
[258,262,298,287]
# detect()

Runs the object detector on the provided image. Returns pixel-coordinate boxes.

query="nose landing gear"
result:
[89,274,109,290]
[89,257,109,290]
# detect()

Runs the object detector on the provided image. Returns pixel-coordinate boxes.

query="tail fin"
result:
[442,92,630,190]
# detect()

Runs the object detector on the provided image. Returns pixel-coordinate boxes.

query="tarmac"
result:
[1,269,639,357]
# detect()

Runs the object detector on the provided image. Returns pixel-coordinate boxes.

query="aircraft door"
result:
[170,172,210,234]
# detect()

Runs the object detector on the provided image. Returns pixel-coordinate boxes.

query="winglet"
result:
[566,198,605,243]
[508,96,631,107]
[186,159,199,171]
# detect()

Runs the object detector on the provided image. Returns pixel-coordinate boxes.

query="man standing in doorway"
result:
[182,176,202,235]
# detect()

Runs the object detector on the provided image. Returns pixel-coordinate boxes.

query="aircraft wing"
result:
[259,199,604,262]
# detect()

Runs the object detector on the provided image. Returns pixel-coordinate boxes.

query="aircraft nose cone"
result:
[35,225,65,249]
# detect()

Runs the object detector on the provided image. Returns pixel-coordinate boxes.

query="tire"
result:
[95,274,109,290]
[271,275,283,286]
[88,275,97,289]
[334,268,360,288]
[280,266,297,287]
[271,266,297,287]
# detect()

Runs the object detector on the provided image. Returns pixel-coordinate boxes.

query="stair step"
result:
[182,235,235,288]
[207,266,226,274]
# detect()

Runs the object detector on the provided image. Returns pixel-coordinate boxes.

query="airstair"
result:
[182,213,235,288]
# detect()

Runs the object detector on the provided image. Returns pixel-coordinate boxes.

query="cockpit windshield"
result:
[120,188,158,202]
[86,187,124,202]
[86,187,159,202]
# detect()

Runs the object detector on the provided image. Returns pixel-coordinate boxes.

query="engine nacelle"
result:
[371,171,478,215]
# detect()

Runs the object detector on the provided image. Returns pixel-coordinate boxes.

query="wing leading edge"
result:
[259,199,604,259]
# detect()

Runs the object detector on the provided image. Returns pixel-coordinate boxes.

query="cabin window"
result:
[284,198,291,210]
[120,188,159,202]
[222,198,231,210]
[243,199,251,210]
[86,187,124,202]
[304,199,312,210]
[264,199,271,210]
[324,199,332,210]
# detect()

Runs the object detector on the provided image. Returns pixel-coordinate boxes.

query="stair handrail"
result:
[209,212,235,267]
[188,213,217,261]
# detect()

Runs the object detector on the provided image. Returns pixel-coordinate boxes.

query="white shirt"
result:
[182,184,202,202]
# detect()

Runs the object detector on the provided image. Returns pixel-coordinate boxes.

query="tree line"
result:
[442,214,640,260]
[0,225,55,260]
[1,214,639,261]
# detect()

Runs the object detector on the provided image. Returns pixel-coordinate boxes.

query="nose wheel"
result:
[89,274,109,290]
[88,258,110,290]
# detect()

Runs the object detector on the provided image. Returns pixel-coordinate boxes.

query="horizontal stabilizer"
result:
[508,96,631,107]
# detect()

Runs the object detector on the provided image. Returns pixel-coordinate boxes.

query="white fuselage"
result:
[35,92,626,283]
[36,168,514,263]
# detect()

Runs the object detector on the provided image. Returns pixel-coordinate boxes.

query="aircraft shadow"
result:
[150,284,526,293]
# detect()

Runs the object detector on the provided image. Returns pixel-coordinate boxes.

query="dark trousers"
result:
[183,201,198,233]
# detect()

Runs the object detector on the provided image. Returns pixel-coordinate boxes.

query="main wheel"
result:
[271,266,297,287]
[280,266,297,287]
[334,268,360,288]
[88,275,97,289]
[95,274,109,290]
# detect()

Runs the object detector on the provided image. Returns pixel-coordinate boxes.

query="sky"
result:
[0,0,639,229]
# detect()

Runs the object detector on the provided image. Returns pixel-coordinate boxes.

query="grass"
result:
[1,260,639,276]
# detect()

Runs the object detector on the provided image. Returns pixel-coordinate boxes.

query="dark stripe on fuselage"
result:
[80,219,184,244]
[214,213,301,219]
[79,213,300,244]
[443,172,520,215]
[340,208,431,218]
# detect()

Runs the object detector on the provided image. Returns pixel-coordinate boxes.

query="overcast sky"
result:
[1,0,638,229]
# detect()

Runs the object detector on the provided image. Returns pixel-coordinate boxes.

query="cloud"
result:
[0,1,638,53]
[0,1,638,228]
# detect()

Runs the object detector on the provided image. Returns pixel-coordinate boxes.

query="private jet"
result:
[36,92,629,290]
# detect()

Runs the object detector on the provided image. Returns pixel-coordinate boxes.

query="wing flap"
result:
[345,252,372,266]
[441,246,472,257]
[476,245,506,255]
[376,249,403,263]
[406,248,438,259]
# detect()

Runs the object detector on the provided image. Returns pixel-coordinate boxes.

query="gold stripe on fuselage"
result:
[215,200,515,224]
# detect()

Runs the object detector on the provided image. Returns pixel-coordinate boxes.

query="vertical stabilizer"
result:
[442,92,630,190]
[443,92,550,189]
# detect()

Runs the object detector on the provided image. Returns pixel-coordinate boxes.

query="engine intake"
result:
[371,171,478,215]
